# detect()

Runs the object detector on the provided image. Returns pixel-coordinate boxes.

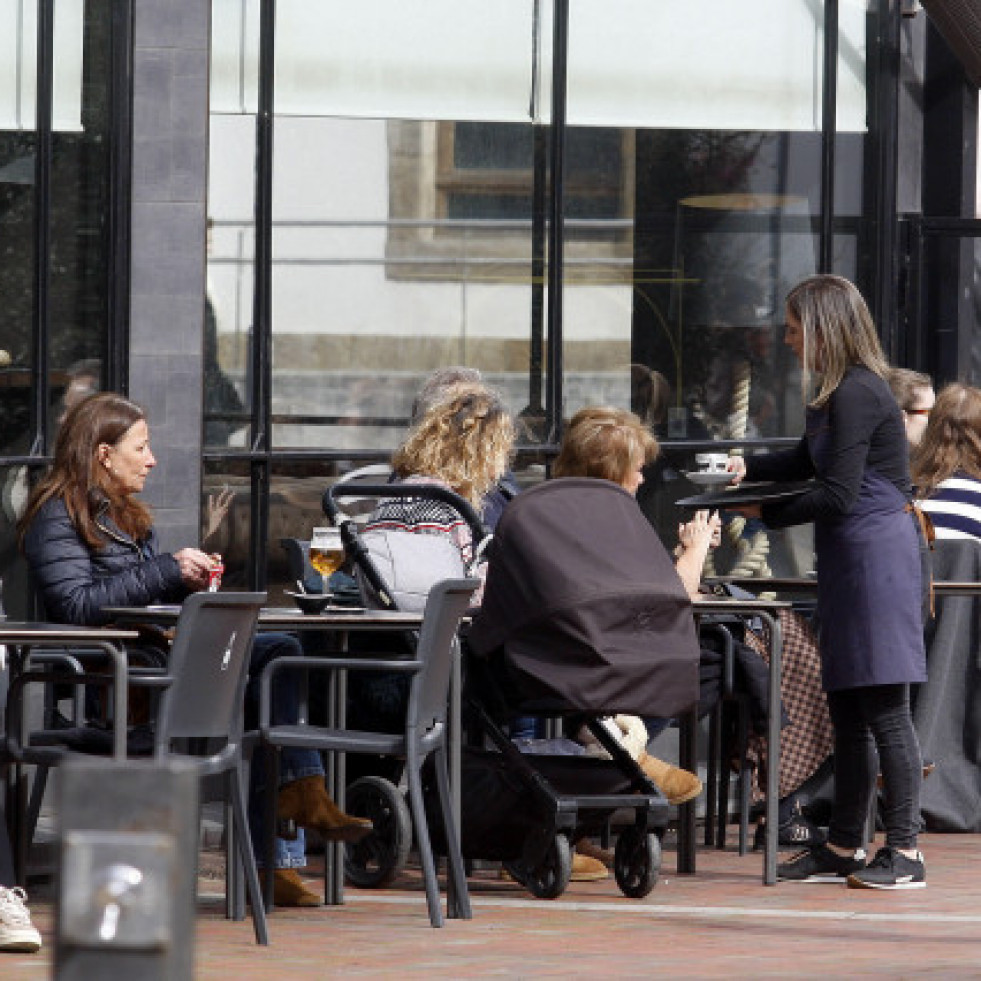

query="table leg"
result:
[761,611,782,886]
[325,630,349,906]
[677,706,698,874]
[447,638,462,918]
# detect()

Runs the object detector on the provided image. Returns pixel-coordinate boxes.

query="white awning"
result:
[211,0,868,133]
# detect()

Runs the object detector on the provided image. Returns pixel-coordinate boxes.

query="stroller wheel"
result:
[343,776,412,889]
[504,833,572,900]
[614,827,660,898]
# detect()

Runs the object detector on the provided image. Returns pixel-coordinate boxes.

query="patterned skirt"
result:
[743,609,833,803]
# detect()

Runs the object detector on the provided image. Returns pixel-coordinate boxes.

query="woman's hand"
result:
[174,547,214,591]
[674,509,721,600]
[677,509,722,552]
[726,455,747,486]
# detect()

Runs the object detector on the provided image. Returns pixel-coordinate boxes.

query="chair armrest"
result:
[257,654,421,730]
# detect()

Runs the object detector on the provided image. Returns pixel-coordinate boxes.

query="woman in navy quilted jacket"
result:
[18,392,371,906]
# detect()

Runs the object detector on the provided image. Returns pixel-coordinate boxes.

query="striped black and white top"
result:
[919,470,981,542]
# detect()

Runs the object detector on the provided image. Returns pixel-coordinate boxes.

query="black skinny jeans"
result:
[826,683,921,851]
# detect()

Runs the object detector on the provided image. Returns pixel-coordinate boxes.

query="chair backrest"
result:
[155,591,266,748]
[408,578,480,735]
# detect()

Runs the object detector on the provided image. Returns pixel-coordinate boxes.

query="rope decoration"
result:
[702,358,773,586]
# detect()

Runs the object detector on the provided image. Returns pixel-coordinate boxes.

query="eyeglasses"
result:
[905,408,932,417]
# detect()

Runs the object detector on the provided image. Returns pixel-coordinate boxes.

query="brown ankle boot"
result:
[638,752,703,806]
[277,776,373,843]
[263,868,321,907]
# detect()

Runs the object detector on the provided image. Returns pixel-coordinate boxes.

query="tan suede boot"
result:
[638,752,703,805]
[571,849,609,882]
[262,869,322,907]
[277,776,373,843]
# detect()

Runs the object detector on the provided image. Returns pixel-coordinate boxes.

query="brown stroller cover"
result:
[468,477,700,718]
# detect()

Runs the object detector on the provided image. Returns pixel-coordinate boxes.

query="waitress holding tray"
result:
[727,274,928,890]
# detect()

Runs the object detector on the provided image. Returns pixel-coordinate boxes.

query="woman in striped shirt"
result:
[912,382,981,541]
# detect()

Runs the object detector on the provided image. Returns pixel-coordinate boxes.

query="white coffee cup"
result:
[695,452,730,474]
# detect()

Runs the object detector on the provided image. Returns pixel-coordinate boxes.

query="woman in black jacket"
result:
[18,392,370,906]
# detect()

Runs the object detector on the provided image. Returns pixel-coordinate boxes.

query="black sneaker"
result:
[846,846,926,890]
[777,844,866,883]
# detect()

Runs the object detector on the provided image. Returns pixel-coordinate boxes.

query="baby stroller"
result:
[324,476,701,900]
[321,479,486,890]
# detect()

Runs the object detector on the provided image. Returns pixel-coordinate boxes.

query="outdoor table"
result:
[687,596,790,886]
[101,604,460,910]
[0,621,139,882]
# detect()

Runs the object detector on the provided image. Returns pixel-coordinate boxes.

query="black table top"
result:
[677,480,815,510]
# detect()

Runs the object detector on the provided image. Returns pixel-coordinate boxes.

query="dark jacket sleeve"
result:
[751,377,881,529]
[23,500,184,626]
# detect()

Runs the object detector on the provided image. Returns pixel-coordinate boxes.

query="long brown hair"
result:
[553,406,659,486]
[911,383,981,497]
[392,384,514,508]
[786,274,890,407]
[18,392,154,550]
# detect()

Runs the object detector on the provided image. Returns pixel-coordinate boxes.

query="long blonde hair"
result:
[553,406,659,486]
[392,384,514,508]
[786,274,890,407]
[911,383,981,497]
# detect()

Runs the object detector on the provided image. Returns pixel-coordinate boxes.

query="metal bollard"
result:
[56,759,199,981]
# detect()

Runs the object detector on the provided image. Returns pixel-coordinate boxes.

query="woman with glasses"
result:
[887,367,936,448]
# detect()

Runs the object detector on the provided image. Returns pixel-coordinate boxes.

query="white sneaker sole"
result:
[779,873,852,884]
[0,933,41,952]
[847,876,926,890]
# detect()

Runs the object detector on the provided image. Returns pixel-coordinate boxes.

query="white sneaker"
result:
[0,886,42,953]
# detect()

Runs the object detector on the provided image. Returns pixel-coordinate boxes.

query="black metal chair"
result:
[257,577,479,927]
[5,592,271,945]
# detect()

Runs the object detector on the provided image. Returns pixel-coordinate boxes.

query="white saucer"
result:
[684,470,735,487]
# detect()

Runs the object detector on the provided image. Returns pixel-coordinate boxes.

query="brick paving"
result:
[12,831,981,979]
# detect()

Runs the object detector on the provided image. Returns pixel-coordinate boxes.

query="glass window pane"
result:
[0,130,35,456]
[0,2,38,455]
[206,113,255,449]
[48,1,113,442]
[269,111,544,451]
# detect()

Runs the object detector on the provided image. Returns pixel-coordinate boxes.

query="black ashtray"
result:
[284,591,333,615]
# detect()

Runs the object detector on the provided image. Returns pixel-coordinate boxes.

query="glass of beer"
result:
[309,526,345,580]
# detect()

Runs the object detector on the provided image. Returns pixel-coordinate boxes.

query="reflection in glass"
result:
[206,115,256,449]
[202,460,251,589]
[268,115,540,451]
[0,464,31,619]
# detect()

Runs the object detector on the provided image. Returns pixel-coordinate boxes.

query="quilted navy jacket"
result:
[22,497,187,626]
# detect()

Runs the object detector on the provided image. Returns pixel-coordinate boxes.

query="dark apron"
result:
[808,406,927,692]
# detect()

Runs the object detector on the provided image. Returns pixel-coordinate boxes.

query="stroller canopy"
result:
[468,478,700,718]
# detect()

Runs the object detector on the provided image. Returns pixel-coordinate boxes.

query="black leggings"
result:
[826,684,921,851]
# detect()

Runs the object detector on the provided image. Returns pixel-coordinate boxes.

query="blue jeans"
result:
[246,632,325,869]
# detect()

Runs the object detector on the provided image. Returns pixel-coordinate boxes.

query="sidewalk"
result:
[12,831,981,979]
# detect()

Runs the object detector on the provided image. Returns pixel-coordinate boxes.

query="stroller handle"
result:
[323,482,487,541]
